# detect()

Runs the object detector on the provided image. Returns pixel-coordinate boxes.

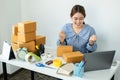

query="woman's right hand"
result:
[59,31,66,43]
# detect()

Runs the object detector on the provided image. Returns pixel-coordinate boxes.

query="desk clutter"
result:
[56,46,85,77]
[11,21,46,53]
[5,20,45,62]
[1,20,85,78]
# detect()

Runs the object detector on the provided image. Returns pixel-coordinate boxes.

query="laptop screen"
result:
[84,50,115,72]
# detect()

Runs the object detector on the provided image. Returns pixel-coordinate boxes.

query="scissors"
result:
[35,63,55,69]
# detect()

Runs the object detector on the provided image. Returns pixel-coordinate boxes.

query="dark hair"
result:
[70,5,86,18]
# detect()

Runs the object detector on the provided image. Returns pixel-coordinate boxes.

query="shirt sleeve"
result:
[86,42,97,52]
[57,40,67,46]
[57,24,68,46]
[86,26,97,52]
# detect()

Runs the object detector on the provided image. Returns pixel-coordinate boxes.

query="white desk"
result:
[0,55,119,80]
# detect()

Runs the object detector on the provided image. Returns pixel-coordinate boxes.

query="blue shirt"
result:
[57,23,97,53]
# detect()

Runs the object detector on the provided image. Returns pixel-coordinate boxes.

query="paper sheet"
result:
[1,41,11,60]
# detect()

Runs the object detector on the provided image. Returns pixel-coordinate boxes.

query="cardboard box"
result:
[18,31,36,42]
[12,24,18,35]
[57,46,73,57]
[11,35,18,43]
[11,25,18,43]
[63,51,83,63]
[18,21,36,33]
[11,41,35,52]
[35,35,46,45]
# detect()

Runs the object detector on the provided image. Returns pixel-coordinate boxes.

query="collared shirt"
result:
[57,23,97,53]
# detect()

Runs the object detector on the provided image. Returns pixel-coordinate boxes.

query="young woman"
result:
[57,5,97,53]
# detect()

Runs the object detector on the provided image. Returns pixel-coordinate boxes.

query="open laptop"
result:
[84,50,115,72]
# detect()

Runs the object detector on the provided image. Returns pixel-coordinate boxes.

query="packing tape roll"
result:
[17,50,27,61]
[25,52,41,63]
[46,53,52,58]
[53,59,62,67]
[41,53,47,60]
[25,54,35,63]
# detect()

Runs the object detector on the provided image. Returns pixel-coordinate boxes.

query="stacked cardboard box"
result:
[35,35,46,46]
[17,21,36,43]
[57,46,84,63]
[63,51,83,63]
[11,25,18,43]
[57,46,73,57]
[11,21,46,53]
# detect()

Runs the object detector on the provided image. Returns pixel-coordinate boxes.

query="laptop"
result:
[84,50,115,72]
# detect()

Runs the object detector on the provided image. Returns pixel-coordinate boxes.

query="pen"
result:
[82,60,86,67]
[79,61,84,67]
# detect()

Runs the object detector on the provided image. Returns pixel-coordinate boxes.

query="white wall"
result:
[0,0,21,74]
[0,0,21,50]
[21,0,120,60]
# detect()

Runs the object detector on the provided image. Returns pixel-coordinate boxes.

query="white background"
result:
[0,0,21,74]
[0,0,120,79]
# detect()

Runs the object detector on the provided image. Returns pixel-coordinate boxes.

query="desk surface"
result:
[0,54,119,80]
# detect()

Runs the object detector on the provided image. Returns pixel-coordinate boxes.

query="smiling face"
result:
[71,12,85,27]
[70,5,86,28]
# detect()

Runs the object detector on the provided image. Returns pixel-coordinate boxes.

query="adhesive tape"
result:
[17,50,27,61]
[41,53,47,60]
[46,53,52,58]
[25,54,35,63]
[53,59,62,67]
[25,52,41,63]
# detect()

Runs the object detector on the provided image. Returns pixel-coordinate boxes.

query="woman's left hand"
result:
[89,35,97,46]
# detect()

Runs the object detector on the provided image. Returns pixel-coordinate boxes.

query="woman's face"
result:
[71,12,85,27]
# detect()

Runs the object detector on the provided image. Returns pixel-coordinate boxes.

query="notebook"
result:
[57,63,74,76]
[84,50,115,72]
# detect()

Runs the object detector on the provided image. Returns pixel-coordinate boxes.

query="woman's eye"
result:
[80,17,84,20]
[74,18,78,20]
[74,17,84,20]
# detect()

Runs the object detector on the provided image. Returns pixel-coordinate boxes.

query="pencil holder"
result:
[73,63,84,78]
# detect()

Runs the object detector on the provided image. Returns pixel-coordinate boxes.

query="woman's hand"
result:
[89,35,97,46]
[59,31,66,43]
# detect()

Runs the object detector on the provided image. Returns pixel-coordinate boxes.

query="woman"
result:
[57,5,97,53]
